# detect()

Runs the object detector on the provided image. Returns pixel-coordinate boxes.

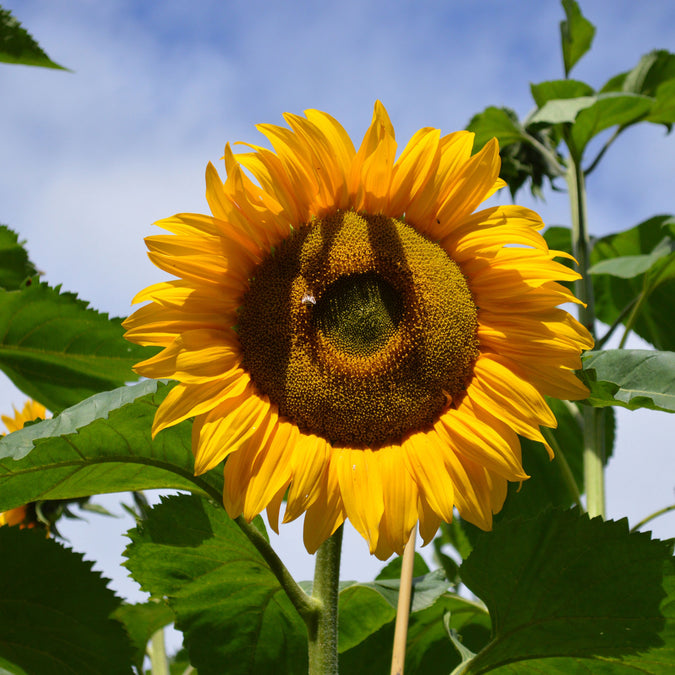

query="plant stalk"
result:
[390,526,417,675]
[308,526,344,675]
[566,152,605,518]
[148,626,169,675]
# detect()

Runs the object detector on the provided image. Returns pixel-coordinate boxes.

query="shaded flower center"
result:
[315,272,402,357]
[238,210,479,447]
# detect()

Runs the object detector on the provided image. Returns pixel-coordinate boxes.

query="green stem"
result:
[618,289,647,348]
[541,427,583,509]
[308,526,344,675]
[235,516,318,625]
[148,626,169,675]
[630,504,675,533]
[566,149,606,518]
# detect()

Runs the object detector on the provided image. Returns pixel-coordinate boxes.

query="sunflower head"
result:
[124,102,592,560]
[1,400,48,530]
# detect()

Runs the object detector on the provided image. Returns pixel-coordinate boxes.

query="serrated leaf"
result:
[592,215,675,350]
[0,527,133,674]
[0,7,68,70]
[124,494,308,675]
[113,601,175,673]
[0,280,158,412]
[580,349,675,412]
[0,380,223,514]
[457,509,675,674]
[0,226,38,290]
[560,0,596,77]
[530,79,595,108]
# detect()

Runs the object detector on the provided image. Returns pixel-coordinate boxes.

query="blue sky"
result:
[1,0,673,599]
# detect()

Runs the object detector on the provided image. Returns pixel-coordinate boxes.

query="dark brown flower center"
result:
[238,210,479,447]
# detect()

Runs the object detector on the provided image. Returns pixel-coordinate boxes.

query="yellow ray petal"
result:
[303,457,346,554]
[403,431,455,522]
[192,393,272,475]
[335,447,384,552]
[284,432,331,523]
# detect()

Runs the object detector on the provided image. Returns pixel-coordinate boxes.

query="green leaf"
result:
[601,49,675,96]
[0,7,68,70]
[600,49,675,128]
[0,226,38,291]
[0,380,223,514]
[467,107,563,198]
[466,107,526,152]
[650,78,675,125]
[0,527,133,674]
[458,509,675,674]
[580,349,675,413]
[571,92,653,156]
[339,593,490,675]
[375,551,430,580]
[530,79,595,108]
[528,95,596,126]
[113,601,174,674]
[589,235,673,279]
[124,494,308,675]
[560,0,596,77]
[592,215,675,350]
[0,280,158,412]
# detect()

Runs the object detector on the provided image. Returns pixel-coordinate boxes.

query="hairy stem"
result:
[235,516,318,625]
[566,150,605,518]
[308,526,344,675]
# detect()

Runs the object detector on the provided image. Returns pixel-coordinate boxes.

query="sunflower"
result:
[124,102,593,560]
[0,400,47,529]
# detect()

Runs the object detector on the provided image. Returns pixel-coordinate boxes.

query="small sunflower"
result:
[1,400,47,529]
[124,102,593,560]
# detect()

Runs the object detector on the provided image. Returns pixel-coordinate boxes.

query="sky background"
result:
[1,0,673,613]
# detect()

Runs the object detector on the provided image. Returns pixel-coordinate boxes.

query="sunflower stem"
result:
[148,626,169,675]
[390,526,417,675]
[566,150,605,518]
[308,526,344,675]
[235,516,318,624]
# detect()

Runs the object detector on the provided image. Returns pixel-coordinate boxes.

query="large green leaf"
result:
[559,0,595,77]
[0,280,158,412]
[529,93,652,157]
[339,593,491,675]
[530,79,595,108]
[570,92,653,157]
[338,568,451,653]
[591,215,675,350]
[0,527,133,674]
[0,225,38,291]
[580,349,675,413]
[457,509,675,674]
[124,494,308,675]
[0,380,223,513]
[601,49,675,126]
[0,7,68,70]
